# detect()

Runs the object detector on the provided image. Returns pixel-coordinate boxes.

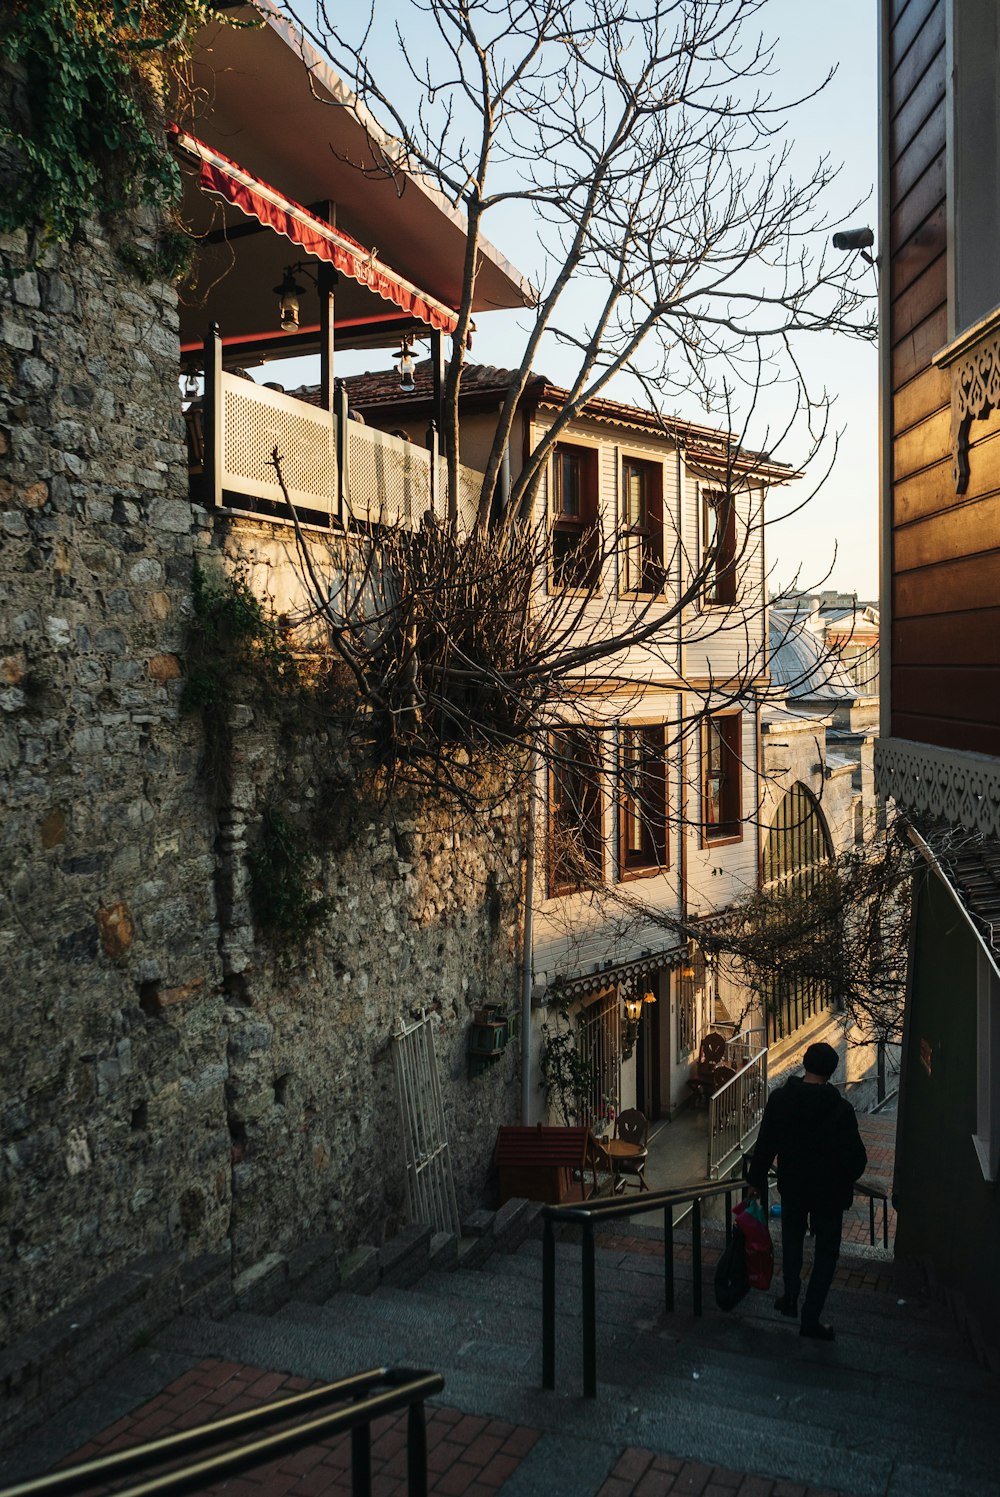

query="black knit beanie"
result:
[803,1041,839,1078]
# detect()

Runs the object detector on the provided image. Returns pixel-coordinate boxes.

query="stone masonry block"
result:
[287,1234,340,1304]
[233,1252,289,1314]
[379,1224,432,1288]
[429,1231,459,1271]
[339,1245,380,1297]
[462,1210,496,1239]
[493,1197,546,1253]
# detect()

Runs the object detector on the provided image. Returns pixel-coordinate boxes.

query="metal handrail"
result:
[0,1366,444,1497]
[542,1163,894,1398]
[708,1045,768,1178]
[854,1178,892,1250]
[542,1177,745,1398]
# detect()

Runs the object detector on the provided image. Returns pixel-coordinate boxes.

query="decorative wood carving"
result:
[950,330,1000,492]
[875,737,1000,842]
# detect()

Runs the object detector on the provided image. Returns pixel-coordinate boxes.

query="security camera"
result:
[832,227,875,251]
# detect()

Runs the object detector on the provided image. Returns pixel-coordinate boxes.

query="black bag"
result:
[714,1223,749,1311]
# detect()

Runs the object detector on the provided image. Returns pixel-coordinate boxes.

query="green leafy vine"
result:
[0,2,225,244]
[539,996,595,1127]
[248,805,330,943]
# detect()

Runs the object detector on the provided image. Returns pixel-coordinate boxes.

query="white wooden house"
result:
[331,365,796,1131]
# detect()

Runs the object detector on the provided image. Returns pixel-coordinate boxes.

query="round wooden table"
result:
[602,1138,645,1192]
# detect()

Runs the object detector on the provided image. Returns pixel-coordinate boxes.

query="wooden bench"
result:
[495,1124,608,1206]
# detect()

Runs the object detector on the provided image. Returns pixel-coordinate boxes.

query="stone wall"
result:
[0,214,524,1344]
[0,214,229,1342]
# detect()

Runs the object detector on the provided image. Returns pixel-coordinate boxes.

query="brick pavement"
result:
[64,1359,540,1496]
[598,1447,847,1497]
[59,1359,853,1497]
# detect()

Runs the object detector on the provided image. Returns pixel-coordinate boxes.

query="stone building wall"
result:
[198,515,524,1268]
[0,215,229,1342]
[0,215,524,1344]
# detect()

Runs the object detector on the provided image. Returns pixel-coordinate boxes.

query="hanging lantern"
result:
[273,267,307,332]
[394,335,416,392]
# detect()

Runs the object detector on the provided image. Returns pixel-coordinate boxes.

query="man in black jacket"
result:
[747,1041,868,1341]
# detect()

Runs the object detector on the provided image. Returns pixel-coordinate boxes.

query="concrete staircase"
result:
[151,1211,997,1497]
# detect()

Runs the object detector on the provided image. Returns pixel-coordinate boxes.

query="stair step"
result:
[148,1205,997,1497]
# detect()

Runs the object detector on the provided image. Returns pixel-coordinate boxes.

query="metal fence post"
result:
[407,1401,428,1497]
[692,1198,703,1317]
[542,1215,555,1390]
[582,1221,597,1399]
[351,1419,372,1497]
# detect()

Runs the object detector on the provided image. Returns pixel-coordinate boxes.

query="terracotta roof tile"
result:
[289,362,793,479]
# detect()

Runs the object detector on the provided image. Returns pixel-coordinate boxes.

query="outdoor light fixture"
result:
[394,335,416,393]
[182,371,200,401]
[621,989,655,1060]
[273,266,308,332]
[623,993,644,1025]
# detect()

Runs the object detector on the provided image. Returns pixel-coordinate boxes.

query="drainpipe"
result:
[520,744,538,1123]
[499,433,511,519]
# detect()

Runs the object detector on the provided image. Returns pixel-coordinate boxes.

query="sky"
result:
[273,0,880,599]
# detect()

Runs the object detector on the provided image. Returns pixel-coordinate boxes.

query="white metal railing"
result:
[390,1011,461,1237]
[723,1026,766,1071]
[708,1044,768,1180]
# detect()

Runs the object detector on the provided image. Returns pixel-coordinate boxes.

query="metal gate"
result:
[390,1012,461,1237]
[577,991,621,1127]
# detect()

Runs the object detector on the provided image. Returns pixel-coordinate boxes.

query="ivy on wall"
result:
[0,2,224,243]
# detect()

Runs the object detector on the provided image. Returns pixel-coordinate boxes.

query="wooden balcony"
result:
[186,362,484,532]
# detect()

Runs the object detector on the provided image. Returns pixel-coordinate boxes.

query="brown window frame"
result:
[550,442,600,591]
[547,727,604,896]
[701,487,738,607]
[702,712,743,844]
[618,723,668,878]
[620,457,664,595]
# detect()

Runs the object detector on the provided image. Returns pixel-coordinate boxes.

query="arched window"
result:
[760,784,836,1043]
[762,782,833,885]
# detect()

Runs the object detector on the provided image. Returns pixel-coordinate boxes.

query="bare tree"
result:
[275,0,874,526]
[268,443,848,818]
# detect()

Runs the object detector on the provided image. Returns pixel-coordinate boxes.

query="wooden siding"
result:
[886,0,1000,756]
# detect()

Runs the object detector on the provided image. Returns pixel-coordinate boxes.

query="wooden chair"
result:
[711,1063,736,1094]
[613,1108,649,1191]
[687,1031,726,1105]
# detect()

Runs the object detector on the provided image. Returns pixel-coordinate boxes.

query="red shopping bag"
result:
[733,1198,774,1291]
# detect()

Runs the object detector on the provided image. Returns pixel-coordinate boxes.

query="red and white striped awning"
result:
[169,125,459,336]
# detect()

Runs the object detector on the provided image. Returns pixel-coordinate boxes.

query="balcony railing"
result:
[188,340,485,532]
[708,1043,768,1179]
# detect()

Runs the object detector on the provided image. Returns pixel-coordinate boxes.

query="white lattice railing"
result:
[347,422,438,528]
[875,737,1000,841]
[219,373,337,522]
[206,378,487,531]
[346,422,485,530]
[708,1044,768,1180]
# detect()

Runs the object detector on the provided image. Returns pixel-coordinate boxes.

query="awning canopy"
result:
[181,4,534,315]
[172,126,459,345]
